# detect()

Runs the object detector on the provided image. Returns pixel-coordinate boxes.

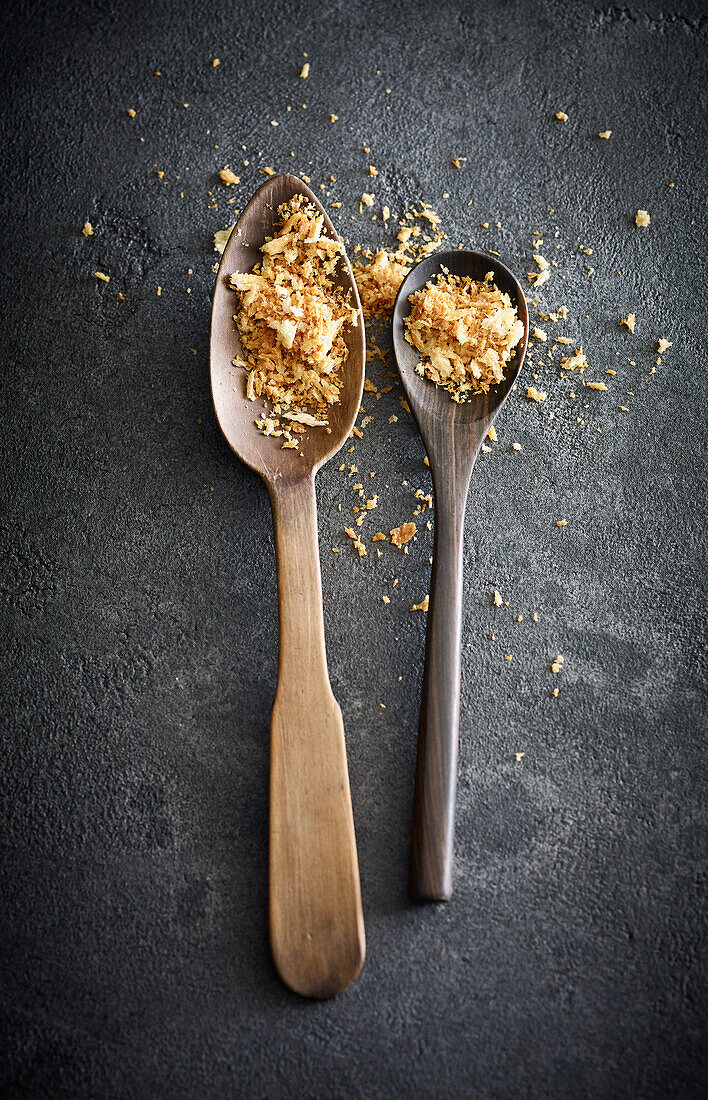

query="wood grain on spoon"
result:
[210,175,366,998]
[391,251,529,902]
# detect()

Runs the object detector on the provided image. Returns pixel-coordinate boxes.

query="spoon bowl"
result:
[211,174,366,477]
[392,249,528,451]
[210,174,366,998]
[391,249,529,902]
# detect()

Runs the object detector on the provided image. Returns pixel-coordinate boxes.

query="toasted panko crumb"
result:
[127,108,136,117]
[405,272,523,401]
[587,381,607,391]
[355,249,410,317]
[560,350,588,373]
[82,222,94,237]
[219,167,240,185]
[493,590,503,606]
[213,225,235,254]
[300,62,310,78]
[212,58,220,67]
[555,111,569,121]
[598,130,612,139]
[411,595,429,612]
[262,166,275,176]
[657,338,673,354]
[526,386,547,402]
[620,313,636,333]
[330,113,338,122]
[344,528,367,556]
[635,209,651,227]
[533,327,548,341]
[390,522,416,548]
[382,594,390,603]
[361,192,375,207]
[556,519,568,527]
[229,194,356,439]
[551,654,565,673]
[487,425,498,442]
[372,532,387,542]
[95,271,110,282]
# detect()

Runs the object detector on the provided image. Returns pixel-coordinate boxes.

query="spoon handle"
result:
[410,471,470,901]
[268,473,365,999]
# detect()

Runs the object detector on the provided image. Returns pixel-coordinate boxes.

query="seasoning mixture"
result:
[229,194,358,444]
[404,271,524,401]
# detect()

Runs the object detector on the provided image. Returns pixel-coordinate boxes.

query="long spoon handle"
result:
[410,468,470,901]
[268,473,365,998]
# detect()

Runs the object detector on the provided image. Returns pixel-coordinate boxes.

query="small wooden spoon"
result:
[391,250,529,902]
[210,174,366,998]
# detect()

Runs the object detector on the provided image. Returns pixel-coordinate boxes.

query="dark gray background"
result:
[1,1,706,1096]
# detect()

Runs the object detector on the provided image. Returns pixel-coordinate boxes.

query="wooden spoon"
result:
[391,250,529,902]
[210,174,366,998]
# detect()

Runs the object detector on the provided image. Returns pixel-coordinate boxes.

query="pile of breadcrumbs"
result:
[404,271,524,401]
[354,204,444,317]
[229,194,358,445]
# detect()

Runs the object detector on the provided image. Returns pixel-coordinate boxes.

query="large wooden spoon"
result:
[391,250,529,902]
[210,175,366,998]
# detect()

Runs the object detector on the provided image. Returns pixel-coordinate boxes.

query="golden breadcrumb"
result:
[526,386,547,402]
[390,522,416,548]
[635,209,650,227]
[404,271,523,401]
[214,226,235,254]
[598,130,612,139]
[127,108,136,118]
[82,222,94,237]
[229,194,356,440]
[212,58,220,67]
[587,381,607,391]
[556,519,568,527]
[354,250,411,317]
[219,167,240,185]
[560,350,588,373]
[411,595,429,612]
[657,338,673,354]
[493,590,503,606]
[300,63,310,78]
[95,271,110,282]
[620,314,636,333]
[555,111,569,121]
[551,654,564,673]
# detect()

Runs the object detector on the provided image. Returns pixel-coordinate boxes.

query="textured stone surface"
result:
[1,1,706,1096]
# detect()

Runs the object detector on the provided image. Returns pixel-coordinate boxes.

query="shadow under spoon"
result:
[391,250,529,902]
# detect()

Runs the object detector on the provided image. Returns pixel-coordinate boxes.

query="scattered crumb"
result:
[555,111,569,121]
[657,338,673,354]
[512,442,522,451]
[487,425,498,442]
[82,222,94,237]
[526,386,547,402]
[127,108,136,118]
[219,167,240,185]
[533,327,547,341]
[556,519,568,527]
[493,590,503,606]
[330,113,338,122]
[212,58,220,67]
[300,62,310,78]
[598,130,612,139]
[620,313,636,333]
[94,271,110,282]
[514,752,525,761]
[411,595,429,612]
[551,654,564,674]
[361,192,375,207]
[587,381,607,391]
[382,595,390,604]
[552,687,559,697]
[344,528,367,556]
[390,522,416,548]
[635,209,650,227]
[213,225,235,254]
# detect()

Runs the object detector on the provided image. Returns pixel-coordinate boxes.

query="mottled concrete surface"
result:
[1,1,706,1096]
